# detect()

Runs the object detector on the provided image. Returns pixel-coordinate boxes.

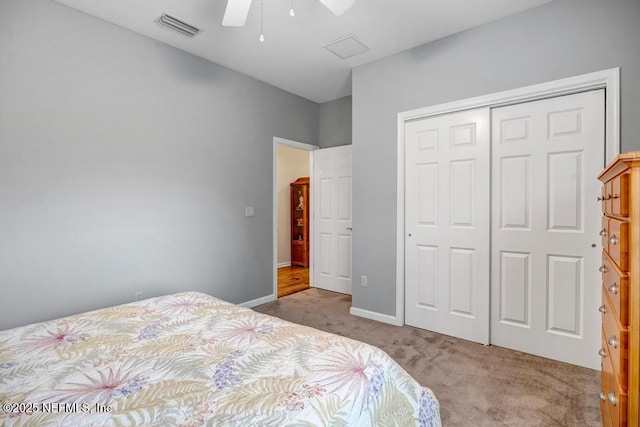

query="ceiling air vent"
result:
[156,13,201,37]
[324,34,370,60]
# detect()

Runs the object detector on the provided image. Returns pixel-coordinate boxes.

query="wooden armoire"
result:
[290,177,309,268]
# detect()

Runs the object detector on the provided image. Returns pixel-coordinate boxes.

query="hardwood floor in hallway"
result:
[277,266,309,298]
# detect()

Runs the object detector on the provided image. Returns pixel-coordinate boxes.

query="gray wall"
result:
[319,96,352,148]
[0,0,318,329]
[351,0,640,316]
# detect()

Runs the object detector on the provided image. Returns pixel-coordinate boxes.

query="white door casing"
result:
[313,145,353,295]
[490,90,604,369]
[404,108,491,344]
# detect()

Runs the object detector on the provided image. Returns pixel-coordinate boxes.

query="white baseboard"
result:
[239,294,277,308]
[350,306,403,326]
[277,261,291,268]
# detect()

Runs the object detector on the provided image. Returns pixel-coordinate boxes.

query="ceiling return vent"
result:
[324,34,370,60]
[156,13,201,37]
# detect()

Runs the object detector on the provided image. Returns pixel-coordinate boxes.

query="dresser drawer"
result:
[602,349,628,427]
[606,218,629,271]
[601,287,629,391]
[609,173,629,217]
[601,251,630,325]
[600,364,614,427]
[601,217,610,250]
[602,183,611,214]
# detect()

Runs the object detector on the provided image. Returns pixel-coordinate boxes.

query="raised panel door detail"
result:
[500,156,530,230]
[337,234,351,279]
[319,233,332,276]
[450,248,475,318]
[501,116,531,144]
[313,145,353,295]
[320,179,332,220]
[418,163,438,226]
[547,255,582,337]
[337,176,352,221]
[417,129,439,151]
[450,123,476,148]
[548,108,583,138]
[491,89,603,369]
[499,251,531,327]
[417,245,438,310]
[405,107,490,345]
[450,160,475,228]
[548,151,582,231]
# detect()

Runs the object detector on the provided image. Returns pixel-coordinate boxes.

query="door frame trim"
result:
[395,68,620,327]
[273,137,318,300]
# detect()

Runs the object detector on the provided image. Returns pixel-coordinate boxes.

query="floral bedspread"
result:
[0,292,440,426]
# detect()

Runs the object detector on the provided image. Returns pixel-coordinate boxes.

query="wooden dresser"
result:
[598,152,640,426]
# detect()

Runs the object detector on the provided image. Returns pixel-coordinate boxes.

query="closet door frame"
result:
[393,68,620,327]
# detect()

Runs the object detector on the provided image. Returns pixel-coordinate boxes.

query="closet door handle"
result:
[608,283,619,295]
[608,392,618,406]
[599,265,608,273]
[598,391,606,401]
[608,336,618,349]
[608,235,618,245]
[598,305,607,314]
[599,229,608,237]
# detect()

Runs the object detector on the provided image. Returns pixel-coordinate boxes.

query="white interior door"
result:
[313,145,352,294]
[404,108,491,344]
[491,90,604,369]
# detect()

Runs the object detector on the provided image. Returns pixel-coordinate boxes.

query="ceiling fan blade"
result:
[317,0,356,16]
[222,0,253,27]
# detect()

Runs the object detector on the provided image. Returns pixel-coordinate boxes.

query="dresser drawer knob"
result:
[608,235,618,245]
[608,336,619,349]
[599,348,607,357]
[608,392,618,406]
[599,305,607,314]
[598,391,606,401]
[608,283,619,295]
[599,265,608,273]
[599,229,608,237]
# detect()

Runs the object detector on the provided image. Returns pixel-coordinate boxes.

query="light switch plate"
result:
[245,206,255,217]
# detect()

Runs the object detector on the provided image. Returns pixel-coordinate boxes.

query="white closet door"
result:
[405,108,490,344]
[491,90,604,369]
[313,145,353,295]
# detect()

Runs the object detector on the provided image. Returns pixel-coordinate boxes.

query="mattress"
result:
[0,292,440,426]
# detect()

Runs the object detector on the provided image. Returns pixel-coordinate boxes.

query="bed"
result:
[0,292,440,426]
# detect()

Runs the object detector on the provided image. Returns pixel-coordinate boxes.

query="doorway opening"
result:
[273,137,317,299]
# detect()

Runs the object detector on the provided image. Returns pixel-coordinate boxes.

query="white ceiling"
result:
[54,0,551,103]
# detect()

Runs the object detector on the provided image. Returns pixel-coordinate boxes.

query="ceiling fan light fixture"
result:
[222,0,252,27]
[259,0,265,42]
[317,0,356,16]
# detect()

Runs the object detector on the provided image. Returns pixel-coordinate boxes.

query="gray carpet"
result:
[254,288,600,426]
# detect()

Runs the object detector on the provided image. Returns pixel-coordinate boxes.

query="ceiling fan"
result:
[222,0,356,27]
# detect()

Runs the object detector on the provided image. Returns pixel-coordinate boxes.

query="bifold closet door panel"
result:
[404,107,490,345]
[490,90,605,370]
